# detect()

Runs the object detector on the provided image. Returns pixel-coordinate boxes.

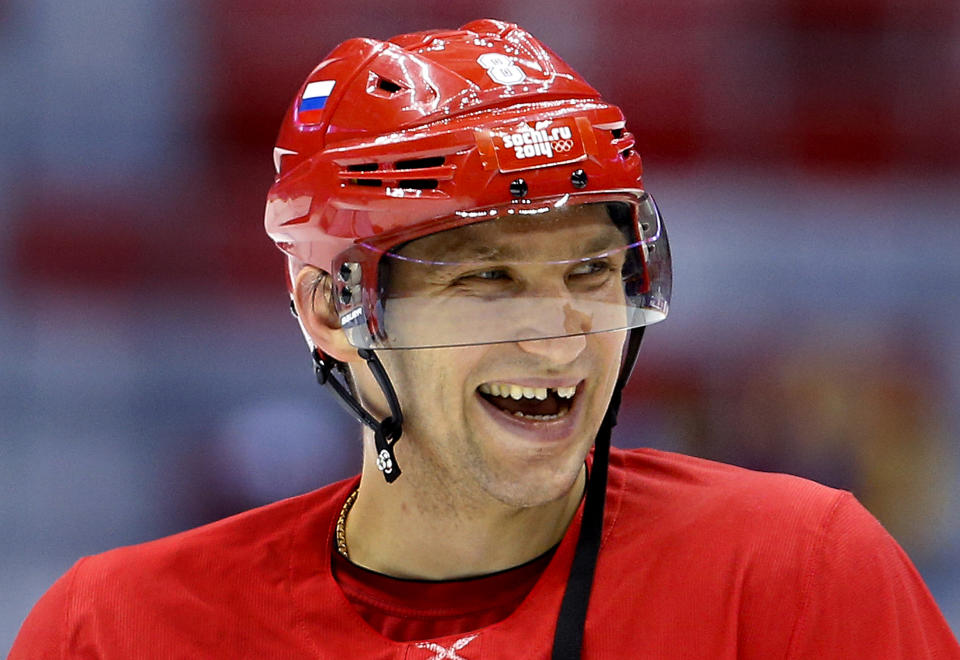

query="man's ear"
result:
[292,265,360,364]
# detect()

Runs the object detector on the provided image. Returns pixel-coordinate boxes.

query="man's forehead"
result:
[396,204,628,263]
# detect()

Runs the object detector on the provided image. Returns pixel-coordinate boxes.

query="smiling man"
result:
[306,201,647,581]
[11,19,959,660]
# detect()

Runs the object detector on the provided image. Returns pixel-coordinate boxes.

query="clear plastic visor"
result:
[338,192,671,349]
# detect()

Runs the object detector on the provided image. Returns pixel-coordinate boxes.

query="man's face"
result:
[363,204,629,509]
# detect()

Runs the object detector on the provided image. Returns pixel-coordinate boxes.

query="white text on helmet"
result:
[501,125,574,160]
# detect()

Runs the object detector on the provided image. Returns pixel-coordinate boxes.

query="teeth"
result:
[512,408,570,421]
[557,386,577,399]
[480,382,579,400]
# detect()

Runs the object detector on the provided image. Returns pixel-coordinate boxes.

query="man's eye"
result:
[568,259,612,277]
[461,269,509,281]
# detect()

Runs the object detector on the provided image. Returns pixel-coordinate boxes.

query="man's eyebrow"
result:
[397,242,504,264]
[401,224,626,263]
[437,234,624,263]
[437,243,505,262]
[579,230,627,257]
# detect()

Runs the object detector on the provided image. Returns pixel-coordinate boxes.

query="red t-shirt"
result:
[11,448,960,658]
[332,546,554,641]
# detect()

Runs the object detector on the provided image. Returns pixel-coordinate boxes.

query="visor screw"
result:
[571,169,588,189]
[509,178,528,198]
[338,262,361,285]
[339,287,352,304]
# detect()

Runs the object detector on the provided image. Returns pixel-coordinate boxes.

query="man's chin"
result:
[479,453,588,510]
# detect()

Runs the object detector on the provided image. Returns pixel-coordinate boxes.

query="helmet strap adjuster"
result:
[313,347,404,483]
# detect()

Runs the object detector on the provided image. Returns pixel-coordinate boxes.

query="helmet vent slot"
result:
[611,130,635,159]
[395,156,446,170]
[399,179,439,190]
[340,156,451,191]
[366,71,406,98]
[377,78,403,94]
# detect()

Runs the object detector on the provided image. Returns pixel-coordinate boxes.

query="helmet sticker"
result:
[298,80,336,123]
[492,117,587,173]
[340,306,365,328]
[477,53,526,85]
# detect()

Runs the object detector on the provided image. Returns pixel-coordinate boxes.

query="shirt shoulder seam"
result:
[783,489,850,658]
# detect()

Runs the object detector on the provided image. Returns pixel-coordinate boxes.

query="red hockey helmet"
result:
[265,19,670,350]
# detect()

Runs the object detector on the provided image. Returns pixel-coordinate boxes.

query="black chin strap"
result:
[551,327,645,659]
[312,348,403,483]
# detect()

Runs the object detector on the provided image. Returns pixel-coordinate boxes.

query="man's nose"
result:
[516,331,587,364]
[514,298,591,364]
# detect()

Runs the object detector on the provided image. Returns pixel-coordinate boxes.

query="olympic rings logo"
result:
[553,139,574,153]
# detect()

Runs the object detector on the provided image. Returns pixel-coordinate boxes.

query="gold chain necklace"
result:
[336,489,359,559]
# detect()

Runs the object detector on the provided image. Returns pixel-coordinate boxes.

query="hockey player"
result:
[11,19,959,659]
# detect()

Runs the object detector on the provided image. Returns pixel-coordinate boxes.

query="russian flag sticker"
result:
[298,80,336,123]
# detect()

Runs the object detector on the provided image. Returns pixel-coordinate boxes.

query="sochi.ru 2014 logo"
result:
[500,124,575,160]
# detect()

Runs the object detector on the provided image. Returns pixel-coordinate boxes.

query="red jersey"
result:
[331,543,556,642]
[11,448,959,658]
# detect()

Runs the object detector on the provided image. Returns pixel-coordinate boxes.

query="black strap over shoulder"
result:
[551,327,644,659]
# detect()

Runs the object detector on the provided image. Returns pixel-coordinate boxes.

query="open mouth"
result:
[476,382,580,421]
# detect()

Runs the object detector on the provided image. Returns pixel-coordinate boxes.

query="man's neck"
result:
[341,453,586,580]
